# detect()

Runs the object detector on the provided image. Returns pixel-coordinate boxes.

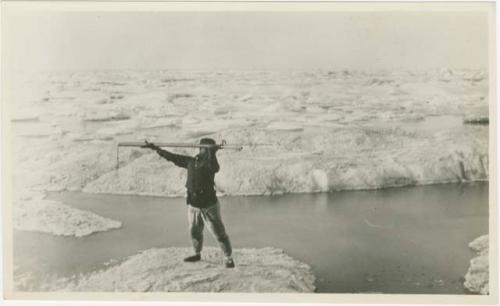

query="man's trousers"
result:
[187,201,232,257]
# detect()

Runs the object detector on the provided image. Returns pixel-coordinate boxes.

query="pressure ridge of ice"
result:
[84,125,488,196]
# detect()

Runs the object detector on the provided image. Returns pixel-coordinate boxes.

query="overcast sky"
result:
[4,10,490,71]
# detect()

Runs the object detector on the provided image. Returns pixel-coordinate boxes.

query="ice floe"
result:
[15,247,315,292]
[464,235,489,294]
[13,198,122,237]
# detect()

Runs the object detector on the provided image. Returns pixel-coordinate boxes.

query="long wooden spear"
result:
[116,140,244,170]
[118,141,243,150]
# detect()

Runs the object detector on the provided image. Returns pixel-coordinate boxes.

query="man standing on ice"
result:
[141,138,235,268]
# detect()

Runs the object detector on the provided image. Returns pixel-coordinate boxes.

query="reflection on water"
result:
[14,182,488,293]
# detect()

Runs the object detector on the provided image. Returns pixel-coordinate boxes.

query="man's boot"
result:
[184,254,201,262]
[224,257,235,268]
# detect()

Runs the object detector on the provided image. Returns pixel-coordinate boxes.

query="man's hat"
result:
[200,138,216,145]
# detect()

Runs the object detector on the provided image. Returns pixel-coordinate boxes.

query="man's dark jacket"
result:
[154,148,220,208]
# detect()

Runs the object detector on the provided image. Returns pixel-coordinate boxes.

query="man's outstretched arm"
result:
[142,141,191,168]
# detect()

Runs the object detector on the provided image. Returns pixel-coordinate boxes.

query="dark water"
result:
[13,182,488,293]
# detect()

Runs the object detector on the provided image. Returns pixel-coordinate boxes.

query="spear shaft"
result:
[117,141,243,150]
[116,141,243,170]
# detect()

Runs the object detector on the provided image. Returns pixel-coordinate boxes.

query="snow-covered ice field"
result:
[7,69,489,293]
[8,69,488,234]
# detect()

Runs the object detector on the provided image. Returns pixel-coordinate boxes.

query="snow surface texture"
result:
[464,235,489,295]
[12,192,122,237]
[8,69,489,233]
[14,247,316,293]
